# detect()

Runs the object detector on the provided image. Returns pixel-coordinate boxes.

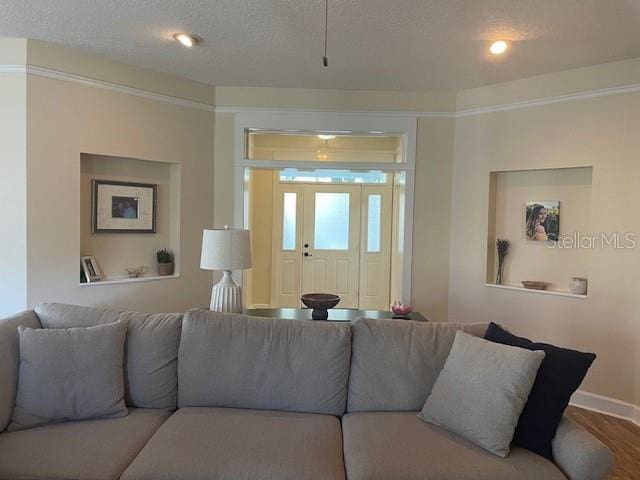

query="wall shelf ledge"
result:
[485,283,587,299]
[79,274,180,287]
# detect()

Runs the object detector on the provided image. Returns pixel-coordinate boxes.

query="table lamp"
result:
[200,226,252,312]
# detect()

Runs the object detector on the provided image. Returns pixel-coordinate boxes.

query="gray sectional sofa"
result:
[0,303,613,480]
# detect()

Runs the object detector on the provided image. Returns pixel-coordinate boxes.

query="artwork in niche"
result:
[525,201,559,242]
[92,180,157,233]
[80,255,102,283]
[112,196,139,219]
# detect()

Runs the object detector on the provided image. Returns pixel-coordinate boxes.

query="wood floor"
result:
[566,406,640,480]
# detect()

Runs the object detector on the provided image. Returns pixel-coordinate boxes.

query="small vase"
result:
[570,277,587,295]
[496,265,503,285]
[157,263,174,276]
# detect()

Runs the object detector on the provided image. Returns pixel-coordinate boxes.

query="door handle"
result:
[304,252,312,257]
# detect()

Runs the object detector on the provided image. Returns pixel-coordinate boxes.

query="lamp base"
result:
[210,270,243,313]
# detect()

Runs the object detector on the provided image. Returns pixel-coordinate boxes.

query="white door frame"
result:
[233,111,417,305]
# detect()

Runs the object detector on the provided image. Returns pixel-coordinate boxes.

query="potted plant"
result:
[156,249,174,276]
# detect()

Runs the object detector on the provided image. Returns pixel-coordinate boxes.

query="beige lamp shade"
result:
[200,227,252,271]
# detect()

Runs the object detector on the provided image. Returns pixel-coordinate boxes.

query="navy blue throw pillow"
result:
[484,322,595,459]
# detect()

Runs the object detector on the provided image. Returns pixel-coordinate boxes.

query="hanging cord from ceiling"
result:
[323,0,329,66]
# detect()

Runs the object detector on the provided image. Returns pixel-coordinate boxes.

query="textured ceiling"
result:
[2,0,640,91]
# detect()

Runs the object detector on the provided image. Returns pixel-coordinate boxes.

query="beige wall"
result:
[0,70,27,316]
[27,39,214,105]
[247,169,274,306]
[24,49,215,312]
[412,117,456,322]
[450,70,640,405]
[216,86,455,113]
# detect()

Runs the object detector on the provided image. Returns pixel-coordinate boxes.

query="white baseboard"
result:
[570,390,640,426]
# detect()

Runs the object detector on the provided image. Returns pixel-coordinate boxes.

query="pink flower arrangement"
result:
[391,302,413,316]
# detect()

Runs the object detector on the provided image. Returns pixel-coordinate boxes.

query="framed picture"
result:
[92,180,157,233]
[525,201,560,242]
[81,255,102,282]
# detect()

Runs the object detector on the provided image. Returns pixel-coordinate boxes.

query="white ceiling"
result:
[2,0,640,92]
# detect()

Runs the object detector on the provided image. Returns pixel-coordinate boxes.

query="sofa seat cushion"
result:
[342,412,565,480]
[121,407,346,480]
[0,408,171,480]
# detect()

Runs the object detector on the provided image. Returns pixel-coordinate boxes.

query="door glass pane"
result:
[314,193,349,250]
[279,169,387,184]
[367,194,382,252]
[282,192,297,250]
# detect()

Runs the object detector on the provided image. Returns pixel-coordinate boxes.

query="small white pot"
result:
[570,277,588,295]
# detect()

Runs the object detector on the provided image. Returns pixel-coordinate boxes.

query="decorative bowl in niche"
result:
[126,266,148,278]
[300,293,341,320]
[521,280,548,290]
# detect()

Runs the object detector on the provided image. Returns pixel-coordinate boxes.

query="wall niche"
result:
[80,153,181,284]
[486,166,593,297]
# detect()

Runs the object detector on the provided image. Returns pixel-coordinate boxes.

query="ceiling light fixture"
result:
[489,40,509,55]
[173,33,201,48]
[318,134,336,141]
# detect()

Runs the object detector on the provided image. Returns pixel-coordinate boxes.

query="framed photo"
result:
[525,201,560,242]
[92,180,157,233]
[81,255,102,282]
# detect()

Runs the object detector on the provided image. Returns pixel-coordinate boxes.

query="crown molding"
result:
[455,82,640,117]
[214,105,455,118]
[26,65,215,111]
[4,63,640,118]
[216,81,640,118]
[1,63,215,111]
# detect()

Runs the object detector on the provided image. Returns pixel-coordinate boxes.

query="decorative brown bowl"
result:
[301,293,341,320]
[522,281,549,290]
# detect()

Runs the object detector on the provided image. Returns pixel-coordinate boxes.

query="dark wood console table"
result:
[244,308,427,323]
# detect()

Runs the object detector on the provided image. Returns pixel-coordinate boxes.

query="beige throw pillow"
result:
[418,331,545,457]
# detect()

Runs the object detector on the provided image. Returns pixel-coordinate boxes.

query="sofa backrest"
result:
[34,303,182,409]
[347,319,488,412]
[0,310,42,432]
[178,309,352,416]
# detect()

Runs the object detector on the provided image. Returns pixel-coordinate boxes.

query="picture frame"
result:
[81,255,102,283]
[525,201,560,242]
[92,180,157,233]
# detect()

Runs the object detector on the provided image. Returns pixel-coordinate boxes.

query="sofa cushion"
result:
[9,320,129,431]
[35,303,182,409]
[178,310,352,415]
[121,407,346,480]
[418,331,545,457]
[0,310,41,432]
[342,412,565,480]
[0,408,171,480]
[484,322,596,459]
[348,319,488,412]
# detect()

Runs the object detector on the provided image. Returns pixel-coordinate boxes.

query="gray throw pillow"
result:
[8,321,128,431]
[418,331,545,457]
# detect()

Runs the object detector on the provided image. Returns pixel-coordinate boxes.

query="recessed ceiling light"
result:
[489,40,509,55]
[173,33,201,48]
[318,134,336,141]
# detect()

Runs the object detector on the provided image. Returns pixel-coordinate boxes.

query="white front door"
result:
[301,185,362,308]
[271,178,391,310]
